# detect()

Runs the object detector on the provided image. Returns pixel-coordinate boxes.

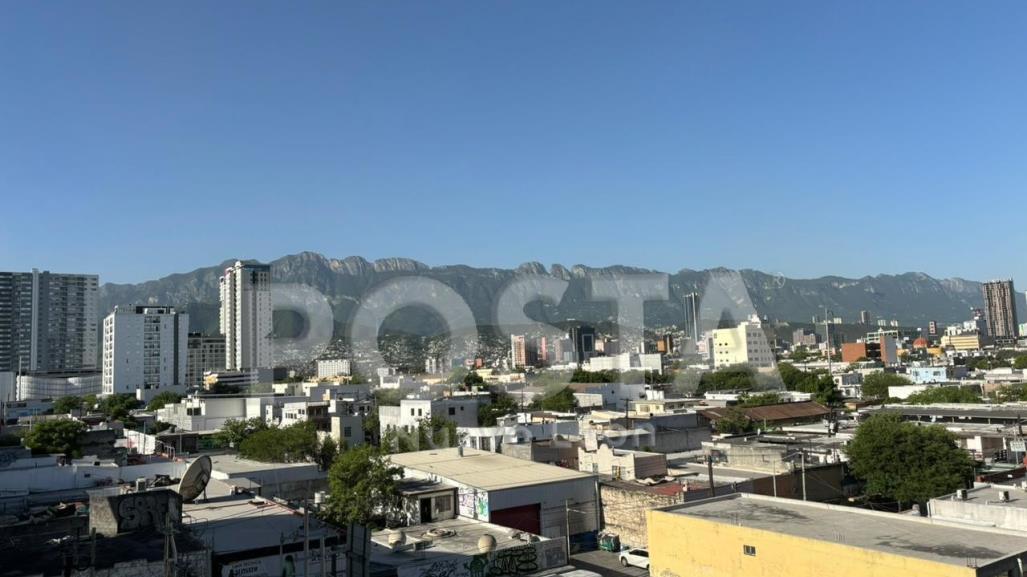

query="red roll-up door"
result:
[489,503,541,535]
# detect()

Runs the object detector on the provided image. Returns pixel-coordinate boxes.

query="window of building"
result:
[435,495,453,513]
[743,545,756,556]
[448,407,456,416]
[344,426,352,438]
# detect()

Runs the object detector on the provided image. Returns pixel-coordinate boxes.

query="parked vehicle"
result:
[619,548,649,570]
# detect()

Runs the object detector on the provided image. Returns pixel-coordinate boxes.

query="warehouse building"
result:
[647,492,1027,577]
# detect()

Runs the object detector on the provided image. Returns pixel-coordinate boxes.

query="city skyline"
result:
[4,2,1027,285]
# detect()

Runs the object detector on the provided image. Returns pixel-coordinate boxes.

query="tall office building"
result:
[859,310,872,325]
[683,292,700,343]
[102,305,189,400]
[982,280,1019,338]
[568,325,596,364]
[0,270,98,373]
[186,333,226,389]
[219,261,272,371]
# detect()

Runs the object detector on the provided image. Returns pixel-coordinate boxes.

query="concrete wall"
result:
[89,488,182,536]
[578,445,667,480]
[599,483,681,548]
[0,460,185,494]
[929,497,1027,532]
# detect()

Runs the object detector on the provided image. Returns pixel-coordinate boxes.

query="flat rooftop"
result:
[870,403,1027,420]
[183,486,339,553]
[371,516,548,567]
[390,447,593,491]
[659,493,1027,567]
[934,485,1027,510]
[209,453,320,476]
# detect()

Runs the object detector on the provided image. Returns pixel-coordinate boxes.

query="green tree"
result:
[446,367,470,385]
[363,410,380,445]
[373,389,405,407]
[740,392,782,407]
[239,422,319,463]
[714,407,755,434]
[23,419,88,456]
[570,369,617,383]
[861,372,912,400]
[536,386,577,412]
[146,391,183,412]
[463,371,485,388]
[1014,356,1027,370]
[905,387,981,405]
[417,415,459,449]
[324,444,402,526]
[316,436,340,470]
[698,365,757,394]
[52,396,83,415]
[97,394,141,422]
[215,417,269,448]
[478,390,519,426]
[846,414,973,509]
[993,384,1027,403]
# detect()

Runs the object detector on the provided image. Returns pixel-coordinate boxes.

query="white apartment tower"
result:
[102,305,189,400]
[219,261,272,371]
[712,319,775,369]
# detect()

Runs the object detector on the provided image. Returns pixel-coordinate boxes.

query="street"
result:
[570,550,649,577]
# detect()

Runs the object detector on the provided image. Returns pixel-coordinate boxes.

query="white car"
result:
[619,548,649,570]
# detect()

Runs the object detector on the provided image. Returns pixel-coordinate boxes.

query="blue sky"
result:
[2,2,1026,286]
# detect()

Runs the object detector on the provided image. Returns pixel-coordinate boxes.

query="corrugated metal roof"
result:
[700,401,829,423]
[390,447,594,491]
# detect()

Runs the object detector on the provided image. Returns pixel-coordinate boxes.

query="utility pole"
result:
[163,514,171,577]
[801,452,808,501]
[304,501,311,577]
[772,461,777,498]
[321,535,327,577]
[708,458,716,497]
[564,500,572,555]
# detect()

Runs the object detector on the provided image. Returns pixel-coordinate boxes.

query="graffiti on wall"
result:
[458,490,489,522]
[474,492,489,521]
[115,490,182,532]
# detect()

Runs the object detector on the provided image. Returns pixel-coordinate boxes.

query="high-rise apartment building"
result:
[510,334,527,368]
[982,280,1019,338]
[0,270,98,373]
[102,306,189,400]
[219,261,272,371]
[186,333,226,389]
[317,359,352,379]
[712,321,775,369]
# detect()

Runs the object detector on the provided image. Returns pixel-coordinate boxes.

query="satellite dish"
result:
[177,455,212,503]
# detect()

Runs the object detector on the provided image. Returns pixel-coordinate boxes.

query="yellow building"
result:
[941,333,983,351]
[647,493,1027,577]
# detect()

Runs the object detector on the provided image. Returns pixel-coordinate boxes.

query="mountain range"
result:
[97,252,1007,339]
